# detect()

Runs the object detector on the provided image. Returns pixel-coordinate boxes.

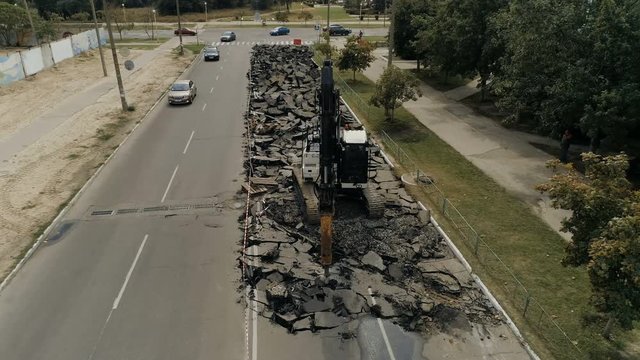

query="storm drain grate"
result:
[169,205,191,211]
[91,210,114,216]
[192,203,216,209]
[116,208,139,214]
[143,206,169,212]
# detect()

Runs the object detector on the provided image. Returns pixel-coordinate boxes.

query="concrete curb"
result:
[0,50,202,294]
[417,201,540,360]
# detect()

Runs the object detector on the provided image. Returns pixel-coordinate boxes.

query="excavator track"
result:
[363,187,385,219]
[292,166,320,224]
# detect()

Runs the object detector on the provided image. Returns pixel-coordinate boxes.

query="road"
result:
[0,27,530,360]
[0,27,389,360]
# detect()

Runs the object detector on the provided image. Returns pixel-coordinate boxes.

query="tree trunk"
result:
[603,314,615,340]
[353,70,356,81]
[417,59,420,71]
[444,70,449,84]
[390,107,395,122]
[589,133,601,153]
[480,78,487,102]
[384,107,390,117]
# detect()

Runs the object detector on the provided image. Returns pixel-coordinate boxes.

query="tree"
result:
[336,36,375,80]
[315,41,337,59]
[490,0,590,135]
[537,153,634,266]
[369,66,422,121]
[588,203,640,338]
[297,10,313,24]
[0,2,30,45]
[538,152,640,338]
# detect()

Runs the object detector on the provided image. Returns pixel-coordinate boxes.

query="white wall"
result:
[51,38,74,64]
[0,53,26,86]
[21,48,45,76]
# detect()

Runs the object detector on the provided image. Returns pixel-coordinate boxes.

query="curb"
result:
[0,51,202,294]
[417,200,540,360]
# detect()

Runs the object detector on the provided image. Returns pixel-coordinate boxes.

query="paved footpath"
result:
[364,48,573,241]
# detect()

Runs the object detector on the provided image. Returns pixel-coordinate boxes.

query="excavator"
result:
[293,59,384,272]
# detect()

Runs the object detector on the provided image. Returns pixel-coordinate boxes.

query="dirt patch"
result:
[0,47,194,280]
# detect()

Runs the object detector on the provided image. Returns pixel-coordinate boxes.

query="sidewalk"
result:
[0,32,201,173]
[363,48,572,241]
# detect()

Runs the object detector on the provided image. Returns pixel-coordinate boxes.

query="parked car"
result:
[270,26,290,36]
[174,28,197,36]
[168,80,197,105]
[323,24,352,36]
[203,47,220,61]
[220,31,236,42]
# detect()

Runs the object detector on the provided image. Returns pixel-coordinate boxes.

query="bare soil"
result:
[0,47,194,280]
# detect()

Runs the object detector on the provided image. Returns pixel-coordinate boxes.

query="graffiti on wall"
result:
[0,53,25,86]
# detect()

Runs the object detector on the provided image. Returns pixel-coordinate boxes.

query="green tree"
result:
[0,3,32,46]
[588,203,640,338]
[578,0,640,152]
[369,66,422,121]
[315,41,337,59]
[537,153,634,266]
[336,36,375,80]
[491,0,589,135]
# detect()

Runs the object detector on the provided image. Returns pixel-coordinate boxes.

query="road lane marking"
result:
[220,66,223,70]
[161,165,179,203]
[210,87,214,93]
[368,287,398,360]
[216,75,219,81]
[112,234,148,310]
[183,130,195,154]
[202,103,207,111]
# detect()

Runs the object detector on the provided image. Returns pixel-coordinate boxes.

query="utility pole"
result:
[89,0,107,77]
[152,9,156,40]
[326,0,330,48]
[176,0,184,55]
[204,1,208,22]
[382,0,386,27]
[21,0,38,45]
[121,3,126,22]
[387,0,393,67]
[102,0,129,111]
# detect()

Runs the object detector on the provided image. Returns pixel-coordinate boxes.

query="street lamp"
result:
[152,9,156,40]
[176,0,184,55]
[359,1,362,22]
[121,3,126,23]
[204,1,208,22]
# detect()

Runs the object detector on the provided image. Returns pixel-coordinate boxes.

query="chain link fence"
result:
[331,69,583,360]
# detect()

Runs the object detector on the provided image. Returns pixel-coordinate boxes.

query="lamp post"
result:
[383,0,386,27]
[359,1,362,22]
[152,9,156,40]
[204,1,208,22]
[121,3,126,23]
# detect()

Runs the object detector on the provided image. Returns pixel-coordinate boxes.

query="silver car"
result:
[220,31,236,42]
[168,80,197,105]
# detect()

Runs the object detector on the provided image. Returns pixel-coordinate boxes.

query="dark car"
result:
[323,24,352,36]
[174,28,197,36]
[203,46,220,61]
[220,31,236,42]
[269,26,290,36]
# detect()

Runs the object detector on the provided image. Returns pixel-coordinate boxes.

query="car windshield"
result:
[205,48,217,53]
[171,83,189,91]
[223,32,233,36]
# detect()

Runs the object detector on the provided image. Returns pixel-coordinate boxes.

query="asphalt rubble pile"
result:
[240,45,502,335]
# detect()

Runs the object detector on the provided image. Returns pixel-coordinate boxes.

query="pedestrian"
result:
[358,30,363,39]
[559,129,572,163]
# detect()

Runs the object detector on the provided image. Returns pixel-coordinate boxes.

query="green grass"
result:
[183,43,205,54]
[322,62,637,359]
[309,6,353,21]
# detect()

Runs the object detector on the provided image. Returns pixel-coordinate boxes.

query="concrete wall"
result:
[1,28,107,87]
[21,47,45,76]
[0,53,26,86]
[51,38,74,63]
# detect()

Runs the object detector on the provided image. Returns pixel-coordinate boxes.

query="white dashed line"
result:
[216,75,219,81]
[368,287,398,360]
[161,165,179,203]
[202,103,207,111]
[113,235,149,310]
[210,87,214,93]
[183,130,195,154]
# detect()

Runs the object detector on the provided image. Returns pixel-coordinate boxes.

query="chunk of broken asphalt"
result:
[362,251,386,272]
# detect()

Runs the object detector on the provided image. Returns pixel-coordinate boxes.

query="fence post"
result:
[442,198,447,214]
[523,294,531,316]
